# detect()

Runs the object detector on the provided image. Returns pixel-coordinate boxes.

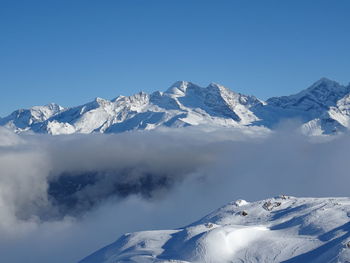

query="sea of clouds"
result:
[0,124,349,263]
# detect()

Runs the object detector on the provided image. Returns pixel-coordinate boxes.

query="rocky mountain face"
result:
[1,78,350,135]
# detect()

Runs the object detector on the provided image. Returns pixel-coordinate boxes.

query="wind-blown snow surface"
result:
[2,78,350,135]
[79,196,350,263]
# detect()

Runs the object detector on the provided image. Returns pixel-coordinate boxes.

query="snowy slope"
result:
[1,78,350,135]
[79,196,350,263]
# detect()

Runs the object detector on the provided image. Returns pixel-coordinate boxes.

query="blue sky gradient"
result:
[1,0,350,116]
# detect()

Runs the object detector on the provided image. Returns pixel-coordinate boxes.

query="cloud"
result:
[0,125,349,262]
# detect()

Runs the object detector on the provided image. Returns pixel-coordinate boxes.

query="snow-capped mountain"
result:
[0,81,264,135]
[253,78,350,135]
[1,78,350,135]
[78,196,350,263]
[0,103,65,132]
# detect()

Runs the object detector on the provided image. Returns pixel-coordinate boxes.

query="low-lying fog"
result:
[0,124,349,263]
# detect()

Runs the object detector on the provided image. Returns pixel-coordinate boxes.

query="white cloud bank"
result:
[0,125,349,263]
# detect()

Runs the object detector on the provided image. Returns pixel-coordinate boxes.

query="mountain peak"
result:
[43,102,63,109]
[171,80,190,88]
[30,103,65,114]
[307,77,343,92]
[206,82,234,95]
[166,81,229,96]
[267,77,349,109]
[207,82,221,88]
[207,82,225,91]
[314,77,335,83]
[94,97,109,104]
[165,81,196,95]
[299,77,349,104]
[2,79,350,136]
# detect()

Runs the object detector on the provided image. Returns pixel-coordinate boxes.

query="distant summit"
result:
[1,78,349,135]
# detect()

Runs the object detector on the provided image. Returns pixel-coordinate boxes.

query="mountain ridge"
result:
[1,78,350,135]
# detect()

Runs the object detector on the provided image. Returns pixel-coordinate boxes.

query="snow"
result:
[233,199,249,207]
[1,78,350,135]
[259,78,350,134]
[46,120,76,135]
[79,197,350,263]
[0,103,65,132]
[195,225,268,262]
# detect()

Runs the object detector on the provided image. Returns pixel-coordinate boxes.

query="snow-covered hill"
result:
[1,78,350,135]
[79,196,350,263]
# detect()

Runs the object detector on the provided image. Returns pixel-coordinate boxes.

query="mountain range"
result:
[1,78,350,135]
[79,196,350,263]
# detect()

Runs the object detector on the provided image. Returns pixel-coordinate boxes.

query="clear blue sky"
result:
[1,0,350,116]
